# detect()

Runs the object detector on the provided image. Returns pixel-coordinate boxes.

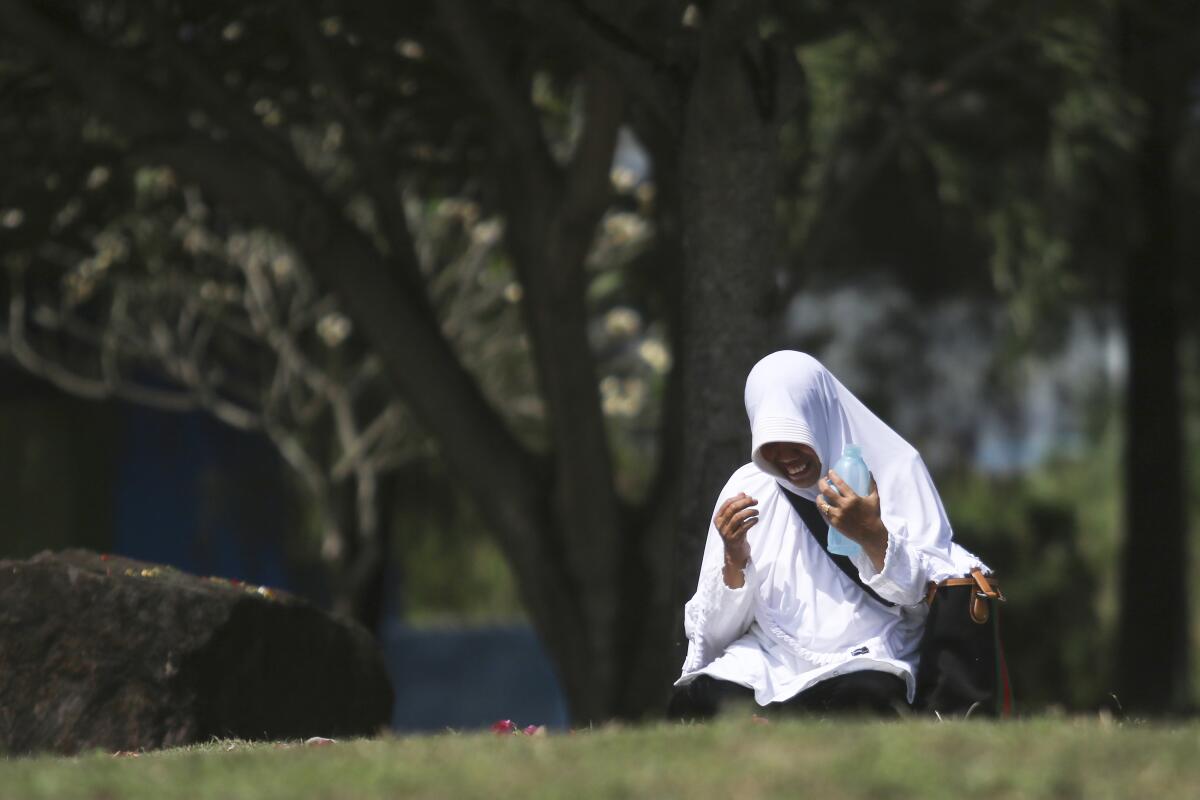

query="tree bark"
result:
[331,470,398,636]
[610,121,688,719]
[1114,0,1194,714]
[499,76,629,722]
[676,8,784,612]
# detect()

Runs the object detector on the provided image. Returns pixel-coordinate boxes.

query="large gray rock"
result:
[0,550,393,755]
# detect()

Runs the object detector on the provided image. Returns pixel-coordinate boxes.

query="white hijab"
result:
[745,350,978,584]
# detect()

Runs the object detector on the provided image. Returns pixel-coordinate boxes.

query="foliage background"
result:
[1,0,1198,717]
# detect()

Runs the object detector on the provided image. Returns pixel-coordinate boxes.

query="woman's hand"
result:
[818,472,888,571]
[714,493,758,587]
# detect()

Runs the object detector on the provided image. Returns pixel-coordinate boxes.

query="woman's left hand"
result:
[818,471,889,570]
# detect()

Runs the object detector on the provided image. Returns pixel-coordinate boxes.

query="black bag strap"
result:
[781,488,896,609]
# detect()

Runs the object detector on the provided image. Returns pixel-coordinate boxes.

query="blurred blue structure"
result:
[112,403,569,731]
[384,623,570,731]
[114,405,291,590]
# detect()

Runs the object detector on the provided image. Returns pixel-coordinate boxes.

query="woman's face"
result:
[761,441,821,488]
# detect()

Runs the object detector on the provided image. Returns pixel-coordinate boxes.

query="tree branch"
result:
[558,69,624,266]
[437,0,558,180]
[287,0,422,280]
[141,4,313,190]
[3,270,255,424]
[559,0,674,74]
[786,28,1032,295]
[513,0,682,137]
[0,0,551,572]
[629,122,684,531]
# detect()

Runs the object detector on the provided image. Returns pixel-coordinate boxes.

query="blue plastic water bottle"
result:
[827,444,871,557]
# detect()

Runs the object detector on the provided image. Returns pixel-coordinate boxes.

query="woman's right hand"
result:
[714,493,758,580]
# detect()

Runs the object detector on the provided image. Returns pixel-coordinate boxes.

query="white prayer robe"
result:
[676,351,986,705]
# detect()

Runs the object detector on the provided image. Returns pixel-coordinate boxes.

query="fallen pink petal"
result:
[304,737,337,747]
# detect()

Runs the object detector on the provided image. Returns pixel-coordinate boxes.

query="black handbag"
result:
[914,569,1013,718]
[783,490,1013,718]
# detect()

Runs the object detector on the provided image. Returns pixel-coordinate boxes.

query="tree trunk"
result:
[1114,1,1193,713]
[331,471,398,636]
[608,123,689,719]
[676,12,785,614]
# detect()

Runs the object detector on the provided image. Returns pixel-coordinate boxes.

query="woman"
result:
[671,351,986,718]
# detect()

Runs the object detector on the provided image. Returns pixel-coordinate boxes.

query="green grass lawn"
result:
[2,717,1197,800]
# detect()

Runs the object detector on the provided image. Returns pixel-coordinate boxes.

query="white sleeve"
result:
[680,521,759,674]
[849,514,934,606]
[851,519,987,606]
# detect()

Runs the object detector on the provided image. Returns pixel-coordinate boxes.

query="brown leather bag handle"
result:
[925,568,1004,624]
